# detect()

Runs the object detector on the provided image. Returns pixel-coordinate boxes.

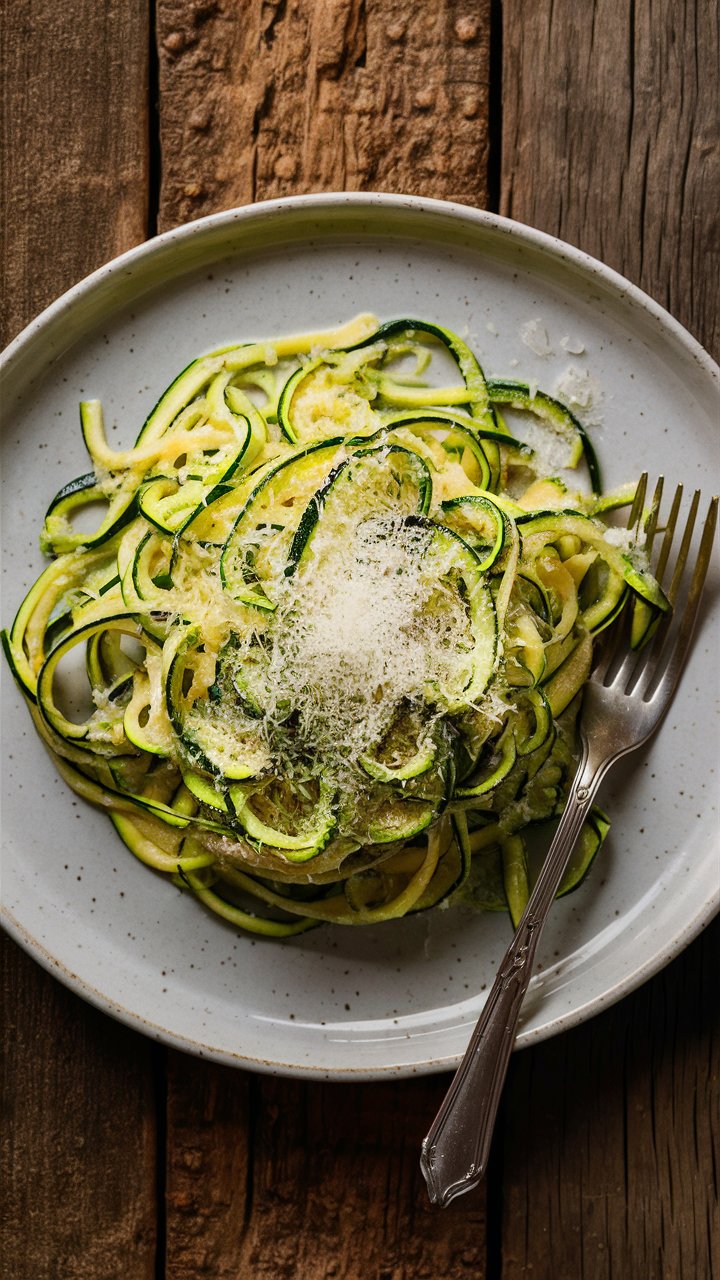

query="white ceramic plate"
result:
[2,194,718,1079]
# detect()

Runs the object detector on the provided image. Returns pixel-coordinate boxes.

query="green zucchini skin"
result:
[42,471,138,554]
[276,356,326,443]
[441,495,506,571]
[45,471,98,512]
[220,437,345,607]
[345,317,493,415]
[164,626,267,781]
[5,312,668,937]
[137,427,252,535]
[487,378,602,494]
[285,445,432,575]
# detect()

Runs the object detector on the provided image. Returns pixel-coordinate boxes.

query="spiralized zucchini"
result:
[3,315,669,937]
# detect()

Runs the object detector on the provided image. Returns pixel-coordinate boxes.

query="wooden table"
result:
[2,3,718,1276]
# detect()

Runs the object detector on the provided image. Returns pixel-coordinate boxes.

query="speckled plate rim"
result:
[2,192,717,387]
[1,192,718,1080]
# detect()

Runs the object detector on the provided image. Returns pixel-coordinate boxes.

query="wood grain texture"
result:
[500,920,720,1280]
[0,936,158,1280]
[1,3,157,1277]
[156,5,493,1274]
[2,0,716,1277]
[0,0,150,347]
[501,0,719,359]
[155,0,490,229]
[165,1054,487,1279]
[500,4,719,1274]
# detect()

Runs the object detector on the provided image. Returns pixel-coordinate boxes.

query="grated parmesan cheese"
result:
[603,525,649,571]
[560,334,586,355]
[520,319,553,357]
[553,366,604,426]
[602,527,635,552]
[242,515,480,788]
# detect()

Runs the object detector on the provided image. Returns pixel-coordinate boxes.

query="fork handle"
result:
[421,738,610,1207]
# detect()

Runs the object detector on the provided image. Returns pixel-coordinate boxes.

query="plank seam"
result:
[148,0,161,237]
[154,1045,168,1280]
[488,0,504,213]
[242,1072,258,1234]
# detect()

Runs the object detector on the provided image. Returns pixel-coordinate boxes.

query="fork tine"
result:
[593,474,648,684]
[647,495,718,704]
[627,472,648,532]
[631,493,714,699]
[666,489,700,605]
[621,477,668,675]
[643,476,664,555]
[620,485,698,695]
[652,483,683,585]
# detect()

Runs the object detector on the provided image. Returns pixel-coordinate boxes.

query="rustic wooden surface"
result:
[155,0,491,226]
[0,0,150,345]
[501,0,720,360]
[1,4,156,1279]
[1,1,718,1277]
[0,940,158,1280]
[498,4,720,1276]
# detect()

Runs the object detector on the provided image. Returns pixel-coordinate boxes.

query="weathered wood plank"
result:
[0,0,150,347]
[0,937,158,1280]
[500,3,719,1274]
[1,3,156,1277]
[501,0,719,359]
[157,3,492,1274]
[165,1054,487,1280]
[156,0,490,230]
[500,921,719,1280]
[163,1056,252,1275]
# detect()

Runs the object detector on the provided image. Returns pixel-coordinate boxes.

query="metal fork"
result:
[420,477,718,1208]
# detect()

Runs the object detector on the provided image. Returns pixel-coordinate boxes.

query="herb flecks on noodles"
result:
[3,316,669,935]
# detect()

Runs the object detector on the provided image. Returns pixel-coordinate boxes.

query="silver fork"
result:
[420,477,718,1208]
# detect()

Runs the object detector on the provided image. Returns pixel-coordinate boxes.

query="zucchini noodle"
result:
[3,315,670,936]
